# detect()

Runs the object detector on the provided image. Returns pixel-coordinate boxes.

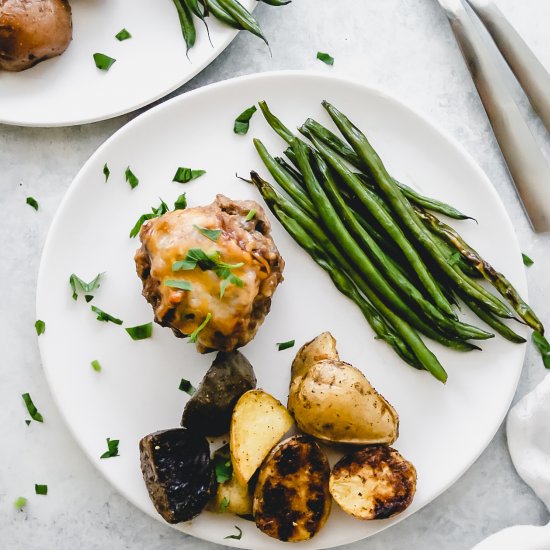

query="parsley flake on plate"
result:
[224,526,243,540]
[125,322,153,340]
[115,28,132,41]
[522,253,534,267]
[277,340,295,351]
[173,167,206,183]
[35,320,45,336]
[22,393,43,423]
[100,438,119,459]
[234,105,257,135]
[69,272,102,301]
[179,378,196,395]
[125,166,139,189]
[91,305,123,325]
[103,163,110,182]
[35,484,48,496]
[13,496,27,510]
[93,52,116,71]
[91,360,102,372]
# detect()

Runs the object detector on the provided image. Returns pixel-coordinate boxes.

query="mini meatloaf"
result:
[135,195,284,352]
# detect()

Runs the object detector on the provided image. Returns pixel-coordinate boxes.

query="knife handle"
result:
[467,0,550,135]
[445,5,550,232]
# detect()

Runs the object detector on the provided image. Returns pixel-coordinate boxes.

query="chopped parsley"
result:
[22,393,43,423]
[277,340,295,351]
[522,253,534,267]
[13,497,27,510]
[245,209,256,221]
[100,438,119,459]
[125,322,153,340]
[35,484,48,496]
[26,196,39,210]
[115,28,132,41]
[25,420,31,426]
[317,51,334,65]
[213,449,233,484]
[91,305,123,325]
[93,52,116,71]
[447,251,461,266]
[125,166,139,189]
[129,199,168,238]
[194,224,222,242]
[174,193,187,210]
[532,331,550,369]
[178,378,196,395]
[165,280,193,291]
[224,526,243,540]
[35,320,45,336]
[188,313,212,343]
[91,360,102,372]
[173,167,206,183]
[69,272,102,301]
[103,163,110,182]
[220,497,230,513]
[234,105,257,135]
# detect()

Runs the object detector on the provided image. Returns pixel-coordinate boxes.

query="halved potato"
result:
[211,476,252,516]
[253,435,331,542]
[330,445,416,520]
[230,389,293,485]
[291,331,339,382]
[288,359,399,445]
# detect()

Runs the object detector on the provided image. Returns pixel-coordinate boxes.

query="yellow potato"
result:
[288,359,399,445]
[230,389,293,485]
[330,445,417,520]
[253,435,331,542]
[291,331,339,382]
[211,476,252,516]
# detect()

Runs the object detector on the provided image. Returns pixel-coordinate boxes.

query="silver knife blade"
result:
[466,0,550,135]
[434,0,550,232]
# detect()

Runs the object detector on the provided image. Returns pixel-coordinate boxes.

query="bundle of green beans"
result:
[172,0,288,54]
[248,100,544,383]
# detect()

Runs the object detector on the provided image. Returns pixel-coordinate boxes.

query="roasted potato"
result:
[230,389,293,485]
[288,359,399,445]
[181,351,257,436]
[0,0,72,72]
[140,428,215,524]
[212,476,253,516]
[291,331,339,382]
[329,445,416,520]
[253,435,331,542]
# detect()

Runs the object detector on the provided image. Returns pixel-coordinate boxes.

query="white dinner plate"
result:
[0,0,256,127]
[37,71,528,549]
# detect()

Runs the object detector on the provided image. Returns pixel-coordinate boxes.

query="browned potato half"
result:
[291,331,339,382]
[288,359,399,445]
[230,389,293,485]
[211,476,252,516]
[0,0,72,72]
[253,435,331,542]
[330,445,416,520]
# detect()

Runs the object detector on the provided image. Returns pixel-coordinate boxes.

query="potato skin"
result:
[181,351,257,436]
[330,445,416,520]
[253,435,331,542]
[0,0,72,72]
[291,331,339,382]
[288,359,399,445]
[211,476,253,516]
[139,428,215,524]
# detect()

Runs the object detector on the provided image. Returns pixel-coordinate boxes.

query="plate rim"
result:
[36,69,527,548]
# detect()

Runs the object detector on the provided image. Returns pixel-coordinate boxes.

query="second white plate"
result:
[37,71,527,548]
[0,0,257,127]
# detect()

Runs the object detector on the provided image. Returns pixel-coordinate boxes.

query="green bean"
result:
[259,0,291,5]
[202,0,243,27]
[172,0,196,54]
[253,139,316,217]
[310,151,493,341]
[304,118,474,221]
[258,101,294,143]
[307,132,456,317]
[270,203,448,382]
[274,157,305,187]
[217,0,269,46]
[251,172,479,352]
[275,208,423,370]
[458,293,526,344]
[322,101,514,319]
[414,205,544,333]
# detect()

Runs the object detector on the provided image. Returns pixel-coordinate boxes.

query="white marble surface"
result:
[1,0,550,548]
